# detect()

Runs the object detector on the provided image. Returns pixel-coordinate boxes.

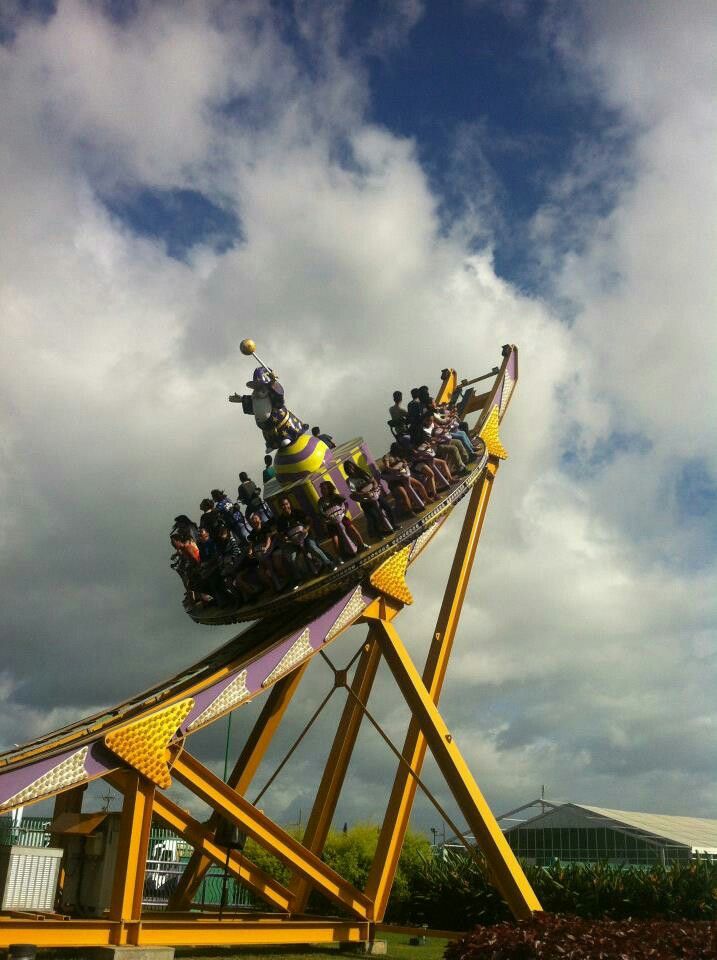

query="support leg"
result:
[171,751,373,920]
[169,663,308,909]
[372,617,541,920]
[364,465,498,919]
[290,632,383,912]
[108,771,155,944]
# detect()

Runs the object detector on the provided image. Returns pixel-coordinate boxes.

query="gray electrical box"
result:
[0,844,63,911]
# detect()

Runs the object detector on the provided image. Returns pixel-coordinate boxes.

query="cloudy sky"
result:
[1,0,715,834]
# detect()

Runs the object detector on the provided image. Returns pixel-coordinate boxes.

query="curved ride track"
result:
[0,347,516,811]
[0,346,538,947]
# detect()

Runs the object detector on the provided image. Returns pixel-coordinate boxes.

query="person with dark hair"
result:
[318,481,368,558]
[406,387,423,426]
[171,533,206,606]
[247,513,286,591]
[389,390,407,426]
[390,442,440,500]
[199,498,222,535]
[237,472,260,504]
[407,438,453,490]
[421,413,469,475]
[311,426,336,449]
[172,514,199,542]
[230,501,252,542]
[417,385,436,414]
[262,454,276,484]
[211,489,235,527]
[276,496,336,582]
[344,460,395,538]
[380,452,430,515]
[214,524,244,602]
[435,404,477,459]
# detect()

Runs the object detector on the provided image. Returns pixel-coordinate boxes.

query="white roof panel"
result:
[575,804,717,852]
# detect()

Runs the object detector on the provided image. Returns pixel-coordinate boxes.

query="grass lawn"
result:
[175,931,449,960]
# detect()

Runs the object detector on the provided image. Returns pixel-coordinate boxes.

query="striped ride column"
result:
[274,433,331,486]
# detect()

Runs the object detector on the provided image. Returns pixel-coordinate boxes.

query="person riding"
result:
[420,413,469,475]
[247,512,286,591]
[262,455,276,484]
[276,496,336,583]
[344,460,395,538]
[312,425,336,449]
[317,480,368,558]
[389,390,407,426]
[380,452,430,515]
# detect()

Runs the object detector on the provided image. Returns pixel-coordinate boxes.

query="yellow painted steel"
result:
[170,664,309,910]
[171,750,373,919]
[152,792,294,912]
[136,919,370,947]
[371,616,542,920]
[369,545,413,605]
[479,405,509,459]
[363,464,500,919]
[290,632,383,912]
[104,698,193,788]
[108,772,154,938]
[436,368,458,405]
[0,919,370,949]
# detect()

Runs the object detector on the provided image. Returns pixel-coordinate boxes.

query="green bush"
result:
[408,851,717,929]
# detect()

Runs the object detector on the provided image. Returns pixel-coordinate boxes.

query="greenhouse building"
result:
[501,802,717,866]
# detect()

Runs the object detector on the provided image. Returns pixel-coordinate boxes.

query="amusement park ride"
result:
[0,342,542,951]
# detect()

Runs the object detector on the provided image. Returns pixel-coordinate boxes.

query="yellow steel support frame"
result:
[363,462,500,918]
[368,614,541,920]
[105,769,295,913]
[290,630,383,911]
[109,771,155,944]
[0,434,543,948]
[169,663,309,909]
[171,750,373,919]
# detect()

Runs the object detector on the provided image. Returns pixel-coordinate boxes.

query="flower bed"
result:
[445,913,717,959]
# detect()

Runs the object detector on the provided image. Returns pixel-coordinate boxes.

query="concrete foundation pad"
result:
[83,948,174,960]
[339,940,387,955]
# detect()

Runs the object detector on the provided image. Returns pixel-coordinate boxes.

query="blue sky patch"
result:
[102,188,242,262]
[347,1,631,292]
[560,426,653,481]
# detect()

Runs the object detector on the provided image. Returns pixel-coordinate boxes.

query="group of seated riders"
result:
[170,383,481,610]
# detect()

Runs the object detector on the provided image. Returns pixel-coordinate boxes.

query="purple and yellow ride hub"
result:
[274,431,332,485]
[267,437,378,518]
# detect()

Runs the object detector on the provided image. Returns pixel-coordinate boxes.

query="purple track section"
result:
[181,584,371,732]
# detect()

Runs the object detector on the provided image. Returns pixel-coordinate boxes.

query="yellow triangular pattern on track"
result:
[105,698,194,789]
[479,405,508,459]
[370,546,413,605]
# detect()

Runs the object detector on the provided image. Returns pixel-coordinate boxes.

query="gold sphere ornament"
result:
[240,338,256,356]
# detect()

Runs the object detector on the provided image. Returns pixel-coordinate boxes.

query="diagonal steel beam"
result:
[289,631,383,912]
[152,793,294,912]
[169,663,308,909]
[171,750,373,920]
[370,616,542,920]
[363,463,499,919]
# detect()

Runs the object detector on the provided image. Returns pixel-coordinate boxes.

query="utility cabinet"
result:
[0,844,63,911]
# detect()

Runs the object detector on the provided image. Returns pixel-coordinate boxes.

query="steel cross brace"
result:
[364,611,542,921]
[171,750,373,919]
